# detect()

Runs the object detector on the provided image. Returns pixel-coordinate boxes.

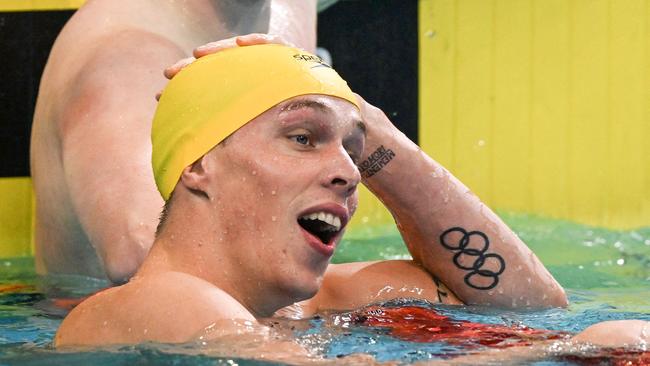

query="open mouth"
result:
[297,212,342,245]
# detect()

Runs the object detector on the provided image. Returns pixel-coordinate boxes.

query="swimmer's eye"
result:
[290,134,312,146]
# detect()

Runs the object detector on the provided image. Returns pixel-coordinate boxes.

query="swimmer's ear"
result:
[180,156,210,199]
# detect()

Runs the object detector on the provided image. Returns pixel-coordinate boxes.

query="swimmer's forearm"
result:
[358,105,566,308]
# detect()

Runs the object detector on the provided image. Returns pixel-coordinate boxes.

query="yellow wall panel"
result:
[492,0,532,212]
[0,0,84,11]
[606,0,646,228]
[453,0,494,202]
[642,0,648,227]
[531,0,570,219]
[420,0,650,229]
[420,0,455,168]
[0,178,32,257]
[568,0,610,225]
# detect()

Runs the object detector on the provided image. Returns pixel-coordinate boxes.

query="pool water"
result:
[1,212,649,365]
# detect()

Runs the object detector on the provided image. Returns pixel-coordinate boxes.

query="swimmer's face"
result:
[204,95,364,307]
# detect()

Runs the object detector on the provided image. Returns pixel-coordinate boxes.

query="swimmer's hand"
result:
[156,34,294,100]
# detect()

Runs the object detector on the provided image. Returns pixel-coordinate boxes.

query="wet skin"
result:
[162,95,368,316]
[56,95,373,344]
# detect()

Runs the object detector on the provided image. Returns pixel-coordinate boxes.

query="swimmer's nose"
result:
[321,148,361,197]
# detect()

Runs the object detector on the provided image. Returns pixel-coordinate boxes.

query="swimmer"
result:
[30,0,317,284]
[54,43,650,361]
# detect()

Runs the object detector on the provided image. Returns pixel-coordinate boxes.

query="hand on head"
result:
[156,34,295,100]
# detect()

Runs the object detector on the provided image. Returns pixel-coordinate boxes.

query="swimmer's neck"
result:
[135,193,294,318]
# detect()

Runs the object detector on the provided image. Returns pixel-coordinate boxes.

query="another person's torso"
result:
[31,0,272,279]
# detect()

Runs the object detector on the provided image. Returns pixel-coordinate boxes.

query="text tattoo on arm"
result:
[439,227,505,290]
[358,145,395,178]
[432,275,448,303]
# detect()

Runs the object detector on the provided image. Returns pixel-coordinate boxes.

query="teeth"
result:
[300,211,342,231]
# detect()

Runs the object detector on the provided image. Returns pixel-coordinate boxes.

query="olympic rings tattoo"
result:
[439,227,506,290]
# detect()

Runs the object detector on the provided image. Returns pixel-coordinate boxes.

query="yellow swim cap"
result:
[151,44,359,200]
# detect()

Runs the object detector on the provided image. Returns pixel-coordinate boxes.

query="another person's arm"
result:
[60,32,184,283]
[355,97,567,308]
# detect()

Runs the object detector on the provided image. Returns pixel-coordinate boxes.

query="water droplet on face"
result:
[251,170,257,175]
[271,190,276,196]
[271,216,277,222]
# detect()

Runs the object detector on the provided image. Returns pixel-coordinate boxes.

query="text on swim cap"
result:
[293,54,332,69]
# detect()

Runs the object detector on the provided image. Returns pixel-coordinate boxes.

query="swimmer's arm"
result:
[295,261,462,316]
[59,31,185,283]
[356,97,567,308]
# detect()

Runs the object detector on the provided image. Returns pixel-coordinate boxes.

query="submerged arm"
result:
[357,97,567,308]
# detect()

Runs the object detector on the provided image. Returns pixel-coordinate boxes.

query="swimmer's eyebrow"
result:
[279,100,331,114]
[279,98,366,136]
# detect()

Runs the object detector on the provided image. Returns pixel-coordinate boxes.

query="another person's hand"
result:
[156,34,294,99]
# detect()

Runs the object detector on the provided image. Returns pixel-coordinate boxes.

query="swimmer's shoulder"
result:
[55,271,255,347]
[301,260,462,315]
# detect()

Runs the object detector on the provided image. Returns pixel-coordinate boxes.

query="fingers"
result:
[193,37,239,58]
[234,33,295,48]
[193,33,295,58]
[159,33,297,98]
[163,56,195,79]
